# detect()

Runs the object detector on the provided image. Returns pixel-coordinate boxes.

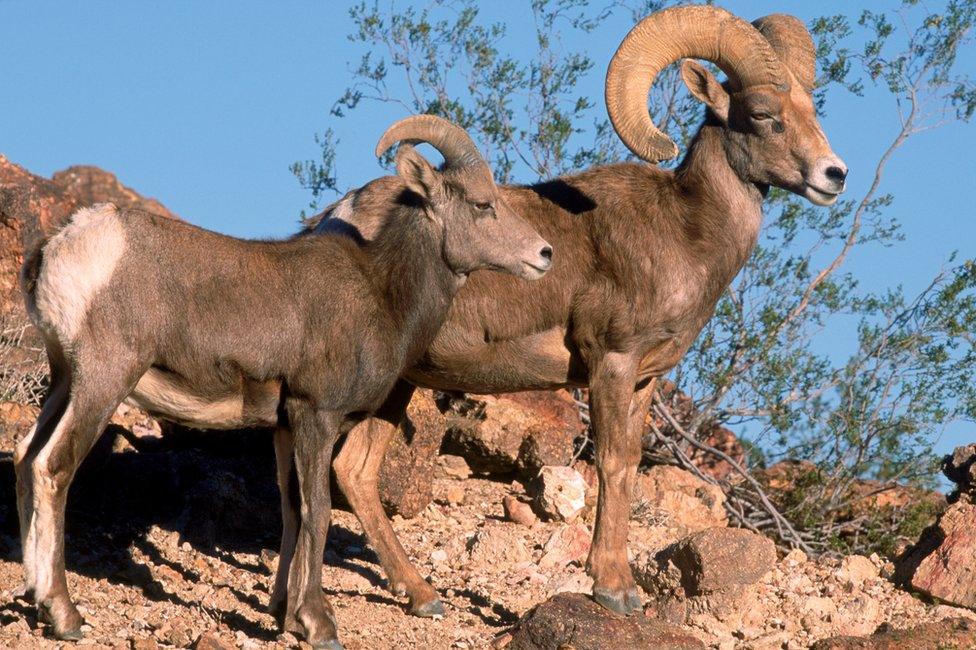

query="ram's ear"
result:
[395,144,444,206]
[681,59,730,124]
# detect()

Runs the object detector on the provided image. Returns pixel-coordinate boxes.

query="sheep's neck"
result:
[674,123,765,268]
[365,213,458,366]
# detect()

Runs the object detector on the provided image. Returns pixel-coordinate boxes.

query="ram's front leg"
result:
[586,351,654,615]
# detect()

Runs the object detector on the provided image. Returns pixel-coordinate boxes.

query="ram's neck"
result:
[674,122,765,266]
[364,211,459,365]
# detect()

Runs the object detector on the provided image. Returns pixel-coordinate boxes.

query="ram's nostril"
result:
[540,246,553,261]
[826,166,848,182]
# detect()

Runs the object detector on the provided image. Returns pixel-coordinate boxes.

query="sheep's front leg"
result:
[269,426,298,624]
[586,352,654,615]
[284,399,343,649]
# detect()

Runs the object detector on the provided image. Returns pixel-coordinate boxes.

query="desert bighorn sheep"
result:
[15,116,552,648]
[309,5,848,617]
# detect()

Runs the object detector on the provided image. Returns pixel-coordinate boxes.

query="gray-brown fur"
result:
[311,17,847,622]
[14,123,551,648]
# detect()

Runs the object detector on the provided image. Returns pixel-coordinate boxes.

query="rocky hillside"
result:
[1,157,974,649]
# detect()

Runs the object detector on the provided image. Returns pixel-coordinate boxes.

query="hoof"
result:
[625,587,643,611]
[56,628,84,642]
[311,641,345,650]
[592,587,639,615]
[411,599,445,618]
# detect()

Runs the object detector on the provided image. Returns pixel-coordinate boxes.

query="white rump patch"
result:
[33,203,126,342]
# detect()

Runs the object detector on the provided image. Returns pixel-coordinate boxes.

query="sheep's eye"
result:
[474,202,492,211]
[751,112,772,121]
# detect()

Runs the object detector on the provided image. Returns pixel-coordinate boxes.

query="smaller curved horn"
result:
[375,114,484,170]
[752,14,816,93]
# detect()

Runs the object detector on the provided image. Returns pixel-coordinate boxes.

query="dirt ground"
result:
[0,423,971,649]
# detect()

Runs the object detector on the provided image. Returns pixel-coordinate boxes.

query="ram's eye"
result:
[474,202,492,211]
[751,112,772,121]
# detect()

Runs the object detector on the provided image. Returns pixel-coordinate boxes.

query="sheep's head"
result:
[606,7,847,205]
[376,115,552,280]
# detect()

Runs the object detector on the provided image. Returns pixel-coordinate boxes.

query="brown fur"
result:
[14,141,550,647]
[316,66,846,617]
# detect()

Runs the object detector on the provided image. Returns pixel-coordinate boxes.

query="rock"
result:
[944,444,976,503]
[533,465,587,522]
[539,523,590,568]
[0,401,39,446]
[832,595,883,637]
[633,465,727,532]
[437,454,472,480]
[376,389,448,518]
[467,524,532,567]
[637,527,776,626]
[445,484,466,505]
[442,390,581,476]
[837,555,879,586]
[507,592,706,650]
[130,638,162,650]
[810,617,976,649]
[897,501,976,610]
[193,632,236,650]
[503,495,538,527]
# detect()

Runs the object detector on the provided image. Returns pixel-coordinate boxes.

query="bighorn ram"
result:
[307,5,848,617]
[15,116,552,647]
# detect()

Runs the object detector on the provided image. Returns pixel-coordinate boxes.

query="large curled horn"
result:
[606,5,787,162]
[375,114,485,170]
[752,14,816,93]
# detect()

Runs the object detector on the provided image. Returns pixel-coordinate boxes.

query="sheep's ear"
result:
[396,144,444,207]
[681,60,730,124]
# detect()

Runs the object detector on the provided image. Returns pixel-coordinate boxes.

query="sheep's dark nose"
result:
[540,246,553,262]
[826,166,848,182]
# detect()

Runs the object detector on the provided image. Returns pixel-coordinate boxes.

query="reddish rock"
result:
[507,592,705,650]
[897,502,976,610]
[503,495,538,527]
[376,389,448,518]
[633,465,727,531]
[193,631,236,650]
[442,390,581,476]
[538,523,590,568]
[810,617,976,649]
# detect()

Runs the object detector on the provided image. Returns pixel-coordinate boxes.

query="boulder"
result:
[633,465,727,532]
[442,390,581,476]
[897,502,976,610]
[533,465,588,522]
[506,592,706,650]
[636,527,775,625]
[944,444,976,503]
[810,617,976,650]
[376,389,448,518]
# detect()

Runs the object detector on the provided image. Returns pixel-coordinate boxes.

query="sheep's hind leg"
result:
[333,381,444,617]
[269,426,301,626]
[29,343,145,640]
[14,355,70,603]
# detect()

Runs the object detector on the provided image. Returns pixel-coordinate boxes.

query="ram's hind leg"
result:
[333,381,443,617]
[29,345,145,639]
[14,349,70,602]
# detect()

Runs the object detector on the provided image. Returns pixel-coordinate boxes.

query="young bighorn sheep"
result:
[308,6,848,617]
[15,115,552,647]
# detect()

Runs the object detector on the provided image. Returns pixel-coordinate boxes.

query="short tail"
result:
[19,240,46,319]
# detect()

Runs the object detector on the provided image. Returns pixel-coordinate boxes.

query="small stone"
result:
[502,495,538,527]
[533,466,587,522]
[431,549,449,565]
[539,524,590,568]
[467,525,532,567]
[193,632,235,650]
[837,554,879,585]
[446,484,466,505]
[437,454,472,480]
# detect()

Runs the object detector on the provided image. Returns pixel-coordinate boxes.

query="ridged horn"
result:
[752,14,816,93]
[375,114,485,170]
[606,5,787,162]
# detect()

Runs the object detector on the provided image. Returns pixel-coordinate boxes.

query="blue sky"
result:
[1,1,972,456]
